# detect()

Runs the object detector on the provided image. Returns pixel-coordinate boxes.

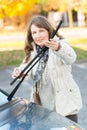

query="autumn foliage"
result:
[0,0,87,27]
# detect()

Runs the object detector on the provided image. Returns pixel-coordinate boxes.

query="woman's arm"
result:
[52,36,77,65]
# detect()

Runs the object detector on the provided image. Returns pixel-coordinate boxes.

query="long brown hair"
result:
[23,15,62,63]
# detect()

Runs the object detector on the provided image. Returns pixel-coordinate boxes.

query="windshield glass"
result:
[0,102,83,130]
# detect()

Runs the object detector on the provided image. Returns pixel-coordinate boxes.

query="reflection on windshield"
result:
[0,123,28,130]
[0,113,31,130]
[0,102,83,130]
[0,124,10,130]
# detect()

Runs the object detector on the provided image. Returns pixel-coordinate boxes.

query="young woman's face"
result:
[31,24,49,47]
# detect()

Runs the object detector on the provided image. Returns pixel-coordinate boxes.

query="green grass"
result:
[0,37,87,67]
[0,50,25,67]
[0,47,87,67]
[69,38,87,61]
[73,47,87,61]
[68,38,87,50]
[0,41,24,50]
[69,38,87,44]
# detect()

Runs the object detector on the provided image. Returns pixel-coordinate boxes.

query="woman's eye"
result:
[32,31,36,35]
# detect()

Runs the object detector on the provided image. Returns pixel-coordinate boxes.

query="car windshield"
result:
[0,92,84,130]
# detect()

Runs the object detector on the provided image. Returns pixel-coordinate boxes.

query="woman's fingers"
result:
[12,67,22,79]
[44,40,60,51]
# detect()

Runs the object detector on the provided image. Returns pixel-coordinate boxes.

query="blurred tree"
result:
[44,0,82,27]
[36,0,48,15]
[0,0,38,27]
[0,0,37,17]
[0,0,87,28]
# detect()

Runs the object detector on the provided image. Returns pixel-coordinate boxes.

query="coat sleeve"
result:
[53,36,77,65]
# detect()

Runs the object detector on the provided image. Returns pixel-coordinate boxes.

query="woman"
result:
[12,15,82,123]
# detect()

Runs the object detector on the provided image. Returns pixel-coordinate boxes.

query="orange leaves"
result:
[0,0,37,18]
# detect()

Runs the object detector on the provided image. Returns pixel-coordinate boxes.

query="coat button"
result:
[70,89,72,92]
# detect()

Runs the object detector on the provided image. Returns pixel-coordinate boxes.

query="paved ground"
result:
[0,62,87,129]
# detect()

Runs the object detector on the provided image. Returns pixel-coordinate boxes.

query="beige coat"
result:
[19,37,82,116]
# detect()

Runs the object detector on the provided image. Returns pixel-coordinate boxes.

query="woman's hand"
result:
[12,67,23,79]
[44,39,61,51]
